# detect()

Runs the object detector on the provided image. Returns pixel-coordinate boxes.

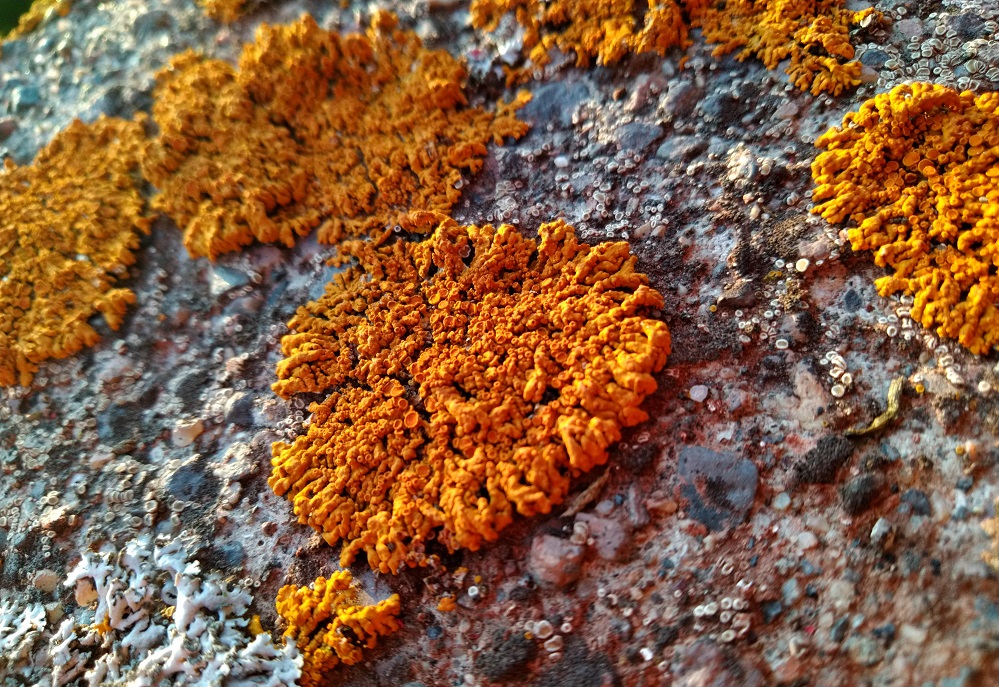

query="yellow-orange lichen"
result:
[0,116,150,387]
[811,83,999,354]
[276,571,401,687]
[142,12,529,260]
[471,0,875,95]
[3,0,71,41]
[693,0,877,96]
[269,215,671,573]
[197,0,248,23]
[470,0,693,78]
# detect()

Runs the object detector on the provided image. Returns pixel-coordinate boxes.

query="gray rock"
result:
[656,135,706,162]
[678,445,758,530]
[0,119,17,142]
[576,513,632,561]
[947,12,984,39]
[840,474,879,515]
[528,534,584,588]
[224,392,255,427]
[615,122,663,153]
[661,81,700,119]
[860,49,890,69]
[210,265,252,297]
[522,81,591,127]
[844,635,884,666]
[900,488,931,516]
[830,617,849,642]
[717,278,757,308]
[12,85,41,113]
[134,9,175,39]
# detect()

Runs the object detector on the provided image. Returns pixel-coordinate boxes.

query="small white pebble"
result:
[689,385,709,403]
[773,492,791,510]
[795,258,810,273]
[639,647,655,661]
[978,380,992,394]
[797,531,819,550]
[554,155,570,168]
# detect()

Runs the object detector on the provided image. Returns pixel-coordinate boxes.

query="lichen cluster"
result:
[811,83,999,354]
[197,0,247,22]
[694,0,878,96]
[0,116,150,387]
[142,12,529,260]
[269,215,671,573]
[3,0,71,41]
[470,0,875,95]
[276,571,401,687]
[470,0,693,75]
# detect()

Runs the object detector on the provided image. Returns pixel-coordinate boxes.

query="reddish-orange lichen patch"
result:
[471,0,876,95]
[269,215,671,573]
[693,0,878,96]
[812,83,999,354]
[0,116,150,387]
[142,12,529,260]
[197,0,248,22]
[471,0,692,79]
[276,571,401,687]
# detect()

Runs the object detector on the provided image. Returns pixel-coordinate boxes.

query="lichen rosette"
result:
[269,216,671,573]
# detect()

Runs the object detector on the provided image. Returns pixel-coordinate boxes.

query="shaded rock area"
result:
[678,446,759,530]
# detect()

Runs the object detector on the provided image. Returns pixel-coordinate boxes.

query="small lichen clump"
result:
[197,0,248,22]
[693,0,878,96]
[3,0,71,41]
[470,0,693,75]
[811,83,999,354]
[269,215,671,573]
[0,116,150,387]
[276,571,401,687]
[143,12,529,260]
[470,0,874,94]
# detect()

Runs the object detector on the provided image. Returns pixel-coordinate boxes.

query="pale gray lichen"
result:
[47,535,301,687]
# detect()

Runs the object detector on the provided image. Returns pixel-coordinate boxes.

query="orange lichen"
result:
[197,0,248,22]
[269,215,671,573]
[984,499,999,572]
[3,0,71,41]
[693,0,878,96]
[276,571,401,687]
[142,12,529,260]
[811,83,999,354]
[437,596,457,613]
[0,116,150,387]
[471,0,875,95]
[470,0,693,78]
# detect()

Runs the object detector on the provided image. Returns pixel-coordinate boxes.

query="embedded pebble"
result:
[689,385,709,402]
[171,418,205,448]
